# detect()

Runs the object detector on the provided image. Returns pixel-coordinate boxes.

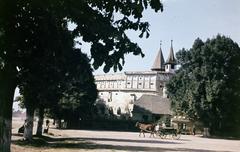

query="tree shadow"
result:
[12,133,23,137]
[41,136,182,144]
[12,135,219,152]
[199,135,240,140]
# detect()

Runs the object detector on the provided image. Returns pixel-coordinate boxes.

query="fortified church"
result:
[94,41,177,122]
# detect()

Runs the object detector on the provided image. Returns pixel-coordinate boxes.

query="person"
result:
[193,127,196,135]
[162,121,166,128]
[46,119,50,126]
[44,119,50,133]
[18,120,27,134]
[155,123,160,132]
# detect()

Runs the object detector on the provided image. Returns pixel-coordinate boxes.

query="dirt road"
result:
[11,118,240,152]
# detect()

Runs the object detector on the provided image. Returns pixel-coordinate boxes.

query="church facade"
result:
[94,41,177,122]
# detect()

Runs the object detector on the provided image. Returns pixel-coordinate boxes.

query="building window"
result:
[155,116,160,121]
[130,94,135,101]
[117,107,121,115]
[142,115,148,122]
[160,84,163,89]
[109,107,114,115]
[139,83,142,85]
[109,92,112,101]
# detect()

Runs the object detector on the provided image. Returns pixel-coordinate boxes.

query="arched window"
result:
[109,107,114,115]
[117,107,121,115]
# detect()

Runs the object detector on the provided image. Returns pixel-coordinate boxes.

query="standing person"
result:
[44,119,50,133]
[154,123,161,137]
[193,126,196,135]
[162,121,166,128]
[155,123,160,132]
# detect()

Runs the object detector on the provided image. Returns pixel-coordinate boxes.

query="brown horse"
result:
[135,122,155,137]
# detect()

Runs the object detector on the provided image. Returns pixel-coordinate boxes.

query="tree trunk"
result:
[36,106,44,136]
[23,107,35,141]
[0,66,17,152]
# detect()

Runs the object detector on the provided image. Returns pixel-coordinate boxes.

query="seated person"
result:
[18,125,24,134]
[18,120,27,134]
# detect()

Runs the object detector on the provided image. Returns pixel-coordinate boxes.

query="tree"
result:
[167,35,240,137]
[48,51,98,128]
[0,0,163,151]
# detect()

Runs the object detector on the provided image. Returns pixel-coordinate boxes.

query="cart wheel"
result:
[172,133,181,140]
[155,131,161,137]
[160,133,167,139]
[156,131,165,139]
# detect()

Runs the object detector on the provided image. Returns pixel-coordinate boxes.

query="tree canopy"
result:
[167,35,240,137]
[0,0,163,151]
[0,0,163,73]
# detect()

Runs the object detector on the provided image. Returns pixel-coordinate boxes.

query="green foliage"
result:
[55,52,98,123]
[0,0,163,73]
[0,0,163,147]
[0,0,163,117]
[167,35,240,136]
[14,95,25,109]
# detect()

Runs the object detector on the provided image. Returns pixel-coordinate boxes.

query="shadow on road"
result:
[12,135,219,152]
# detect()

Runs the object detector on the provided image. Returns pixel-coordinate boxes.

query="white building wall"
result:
[95,71,173,117]
[165,64,175,73]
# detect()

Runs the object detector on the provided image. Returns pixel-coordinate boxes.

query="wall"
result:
[95,71,173,120]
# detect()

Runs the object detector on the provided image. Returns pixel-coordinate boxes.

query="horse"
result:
[135,122,155,137]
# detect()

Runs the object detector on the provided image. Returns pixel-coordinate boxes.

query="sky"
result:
[13,0,240,109]
[92,0,240,74]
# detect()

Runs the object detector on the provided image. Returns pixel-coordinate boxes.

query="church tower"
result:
[165,40,177,73]
[151,42,165,71]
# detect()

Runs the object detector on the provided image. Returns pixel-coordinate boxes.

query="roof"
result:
[165,40,177,65]
[151,47,165,71]
[133,95,172,115]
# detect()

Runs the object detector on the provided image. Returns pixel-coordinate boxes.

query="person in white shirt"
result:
[155,123,160,132]
[162,121,166,128]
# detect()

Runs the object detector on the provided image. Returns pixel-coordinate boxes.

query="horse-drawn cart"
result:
[135,122,181,140]
[155,127,181,140]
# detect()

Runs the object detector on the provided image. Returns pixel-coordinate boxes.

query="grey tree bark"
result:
[23,107,35,141]
[36,106,44,136]
[0,66,16,152]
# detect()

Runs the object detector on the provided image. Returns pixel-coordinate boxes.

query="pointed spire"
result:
[151,41,165,71]
[165,40,176,65]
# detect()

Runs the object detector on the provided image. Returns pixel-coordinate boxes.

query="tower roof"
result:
[165,40,177,65]
[151,42,165,71]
